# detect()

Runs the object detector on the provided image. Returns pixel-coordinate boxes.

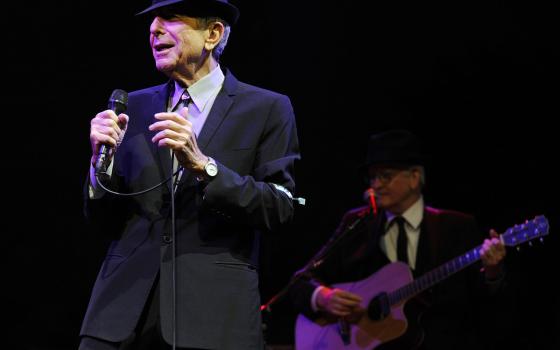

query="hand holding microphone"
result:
[91,90,129,174]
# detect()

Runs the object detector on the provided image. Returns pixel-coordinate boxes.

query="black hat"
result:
[363,129,426,168]
[137,0,240,25]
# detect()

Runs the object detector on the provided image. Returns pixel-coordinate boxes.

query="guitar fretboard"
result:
[388,245,482,306]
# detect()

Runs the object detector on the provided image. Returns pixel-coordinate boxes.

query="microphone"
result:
[94,89,128,175]
[363,187,378,215]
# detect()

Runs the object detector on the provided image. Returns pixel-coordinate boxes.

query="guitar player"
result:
[289,129,507,350]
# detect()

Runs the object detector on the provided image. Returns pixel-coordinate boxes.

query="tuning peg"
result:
[516,246,521,252]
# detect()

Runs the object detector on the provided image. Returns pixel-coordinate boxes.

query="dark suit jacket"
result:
[81,69,300,349]
[290,204,500,350]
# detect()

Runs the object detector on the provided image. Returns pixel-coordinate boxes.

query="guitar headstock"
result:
[501,215,549,247]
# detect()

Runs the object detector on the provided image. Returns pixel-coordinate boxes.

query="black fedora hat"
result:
[363,129,427,168]
[137,0,240,25]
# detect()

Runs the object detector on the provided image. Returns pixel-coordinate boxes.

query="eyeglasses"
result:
[369,169,409,184]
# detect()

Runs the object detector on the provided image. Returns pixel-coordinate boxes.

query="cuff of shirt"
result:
[311,286,326,312]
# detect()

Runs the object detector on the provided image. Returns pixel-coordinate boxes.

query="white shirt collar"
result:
[386,196,424,230]
[170,65,225,112]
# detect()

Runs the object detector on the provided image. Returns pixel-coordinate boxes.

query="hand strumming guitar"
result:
[316,287,364,323]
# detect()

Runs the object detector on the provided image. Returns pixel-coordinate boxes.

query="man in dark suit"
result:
[289,130,506,350]
[80,1,300,349]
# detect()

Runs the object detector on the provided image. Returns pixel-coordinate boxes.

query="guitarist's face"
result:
[369,165,422,215]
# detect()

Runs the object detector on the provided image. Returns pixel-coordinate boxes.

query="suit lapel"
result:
[415,207,440,276]
[361,212,389,268]
[196,70,237,152]
[177,70,238,188]
[143,82,173,187]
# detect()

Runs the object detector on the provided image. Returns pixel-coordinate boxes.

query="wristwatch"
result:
[198,156,218,182]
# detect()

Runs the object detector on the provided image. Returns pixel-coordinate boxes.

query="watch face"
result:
[206,162,218,177]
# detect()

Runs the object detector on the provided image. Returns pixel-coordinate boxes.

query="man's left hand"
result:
[480,229,506,280]
[149,106,208,172]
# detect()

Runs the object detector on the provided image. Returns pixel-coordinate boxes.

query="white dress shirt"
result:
[381,196,424,270]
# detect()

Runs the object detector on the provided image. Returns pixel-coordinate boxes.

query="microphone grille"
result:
[109,89,128,106]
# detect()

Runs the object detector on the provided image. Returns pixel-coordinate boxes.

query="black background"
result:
[5,0,558,348]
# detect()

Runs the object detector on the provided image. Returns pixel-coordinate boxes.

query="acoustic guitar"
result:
[295,215,549,349]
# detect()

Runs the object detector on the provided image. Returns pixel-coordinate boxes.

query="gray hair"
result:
[410,165,426,189]
[198,17,231,61]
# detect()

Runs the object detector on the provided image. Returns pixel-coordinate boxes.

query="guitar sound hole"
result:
[368,292,390,320]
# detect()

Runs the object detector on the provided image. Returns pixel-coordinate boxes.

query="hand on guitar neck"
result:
[480,229,506,280]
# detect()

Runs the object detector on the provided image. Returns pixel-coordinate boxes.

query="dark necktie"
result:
[393,216,409,264]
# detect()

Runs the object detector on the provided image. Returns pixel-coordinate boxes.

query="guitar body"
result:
[295,262,424,350]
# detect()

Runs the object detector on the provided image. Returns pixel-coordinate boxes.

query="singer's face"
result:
[149,13,208,76]
[369,166,421,214]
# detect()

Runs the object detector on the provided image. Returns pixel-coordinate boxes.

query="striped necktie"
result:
[175,90,191,112]
[171,90,191,188]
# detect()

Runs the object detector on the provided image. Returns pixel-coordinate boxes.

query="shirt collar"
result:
[170,65,225,112]
[386,196,424,230]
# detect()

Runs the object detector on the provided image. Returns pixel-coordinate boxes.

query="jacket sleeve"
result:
[202,94,300,232]
[82,164,129,239]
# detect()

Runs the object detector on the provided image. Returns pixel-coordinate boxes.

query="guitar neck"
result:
[388,244,483,306]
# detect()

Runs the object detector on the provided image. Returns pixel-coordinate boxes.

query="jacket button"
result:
[162,234,172,244]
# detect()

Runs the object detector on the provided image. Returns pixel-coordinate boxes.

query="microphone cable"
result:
[94,168,182,197]
[170,157,180,350]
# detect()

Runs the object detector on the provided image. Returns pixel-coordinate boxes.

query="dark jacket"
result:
[81,69,300,349]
